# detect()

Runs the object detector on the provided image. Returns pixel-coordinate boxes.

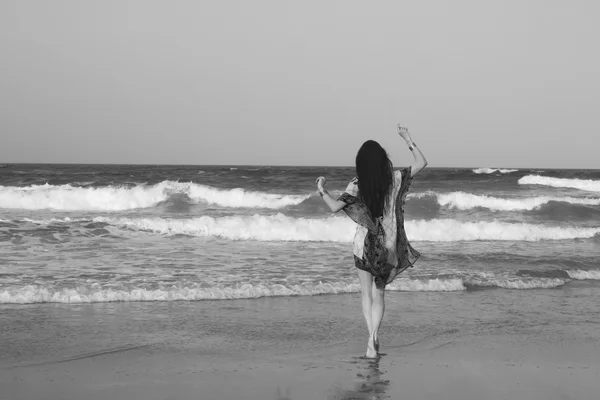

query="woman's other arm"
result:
[316,177,347,213]
[397,125,428,177]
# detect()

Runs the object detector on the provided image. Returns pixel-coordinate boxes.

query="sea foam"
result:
[472,168,518,174]
[93,214,354,242]
[88,215,600,242]
[0,273,584,304]
[467,277,566,289]
[0,183,167,211]
[566,270,600,280]
[519,175,600,192]
[187,183,309,208]
[0,283,360,304]
[0,182,309,211]
[436,192,600,211]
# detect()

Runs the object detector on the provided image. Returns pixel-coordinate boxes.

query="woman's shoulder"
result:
[345,177,359,195]
[394,169,404,184]
[394,167,412,182]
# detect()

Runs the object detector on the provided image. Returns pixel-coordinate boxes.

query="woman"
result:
[316,125,427,358]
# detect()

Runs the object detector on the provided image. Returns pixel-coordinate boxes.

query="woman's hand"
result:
[316,176,346,212]
[398,124,428,177]
[397,124,413,143]
[315,176,326,192]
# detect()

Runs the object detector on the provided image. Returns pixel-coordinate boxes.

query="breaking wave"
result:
[79,215,600,242]
[519,175,600,192]
[472,168,518,174]
[93,214,353,242]
[0,182,310,211]
[0,282,361,304]
[0,279,468,304]
[3,270,595,303]
[566,270,600,280]
[436,191,600,211]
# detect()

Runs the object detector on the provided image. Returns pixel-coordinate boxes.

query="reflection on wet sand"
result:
[330,356,390,400]
[275,386,292,400]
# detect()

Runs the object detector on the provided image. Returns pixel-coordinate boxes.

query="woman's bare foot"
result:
[365,338,378,358]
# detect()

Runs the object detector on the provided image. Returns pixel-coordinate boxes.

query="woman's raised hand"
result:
[315,176,326,191]
[397,124,412,142]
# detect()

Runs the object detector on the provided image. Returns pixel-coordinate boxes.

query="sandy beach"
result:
[2,289,599,400]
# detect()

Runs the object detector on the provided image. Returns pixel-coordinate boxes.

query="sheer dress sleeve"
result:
[390,166,420,280]
[337,177,377,231]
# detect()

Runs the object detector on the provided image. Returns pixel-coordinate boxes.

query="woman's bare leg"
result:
[371,281,385,354]
[357,269,377,358]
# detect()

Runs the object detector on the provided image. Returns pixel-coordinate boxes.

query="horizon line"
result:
[0,162,596,171]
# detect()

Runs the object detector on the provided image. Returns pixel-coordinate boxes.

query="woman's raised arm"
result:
[316,177,347,213]
[397,125,427,177]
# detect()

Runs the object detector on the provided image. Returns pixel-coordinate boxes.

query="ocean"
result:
[1,164,600,304]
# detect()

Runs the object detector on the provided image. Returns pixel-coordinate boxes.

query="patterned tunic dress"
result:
[337,167,420,289]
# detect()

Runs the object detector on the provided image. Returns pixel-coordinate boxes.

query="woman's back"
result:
[342,168,414,270]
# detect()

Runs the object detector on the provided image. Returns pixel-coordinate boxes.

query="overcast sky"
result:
[1,0,598,168]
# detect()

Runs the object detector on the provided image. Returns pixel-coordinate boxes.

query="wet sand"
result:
[3,336,598,400]
[2,291,600,399]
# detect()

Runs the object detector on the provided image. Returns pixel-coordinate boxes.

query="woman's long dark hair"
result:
[355,140,394,218]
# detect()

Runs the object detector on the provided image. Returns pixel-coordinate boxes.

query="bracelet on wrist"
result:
[408,142,417,151]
